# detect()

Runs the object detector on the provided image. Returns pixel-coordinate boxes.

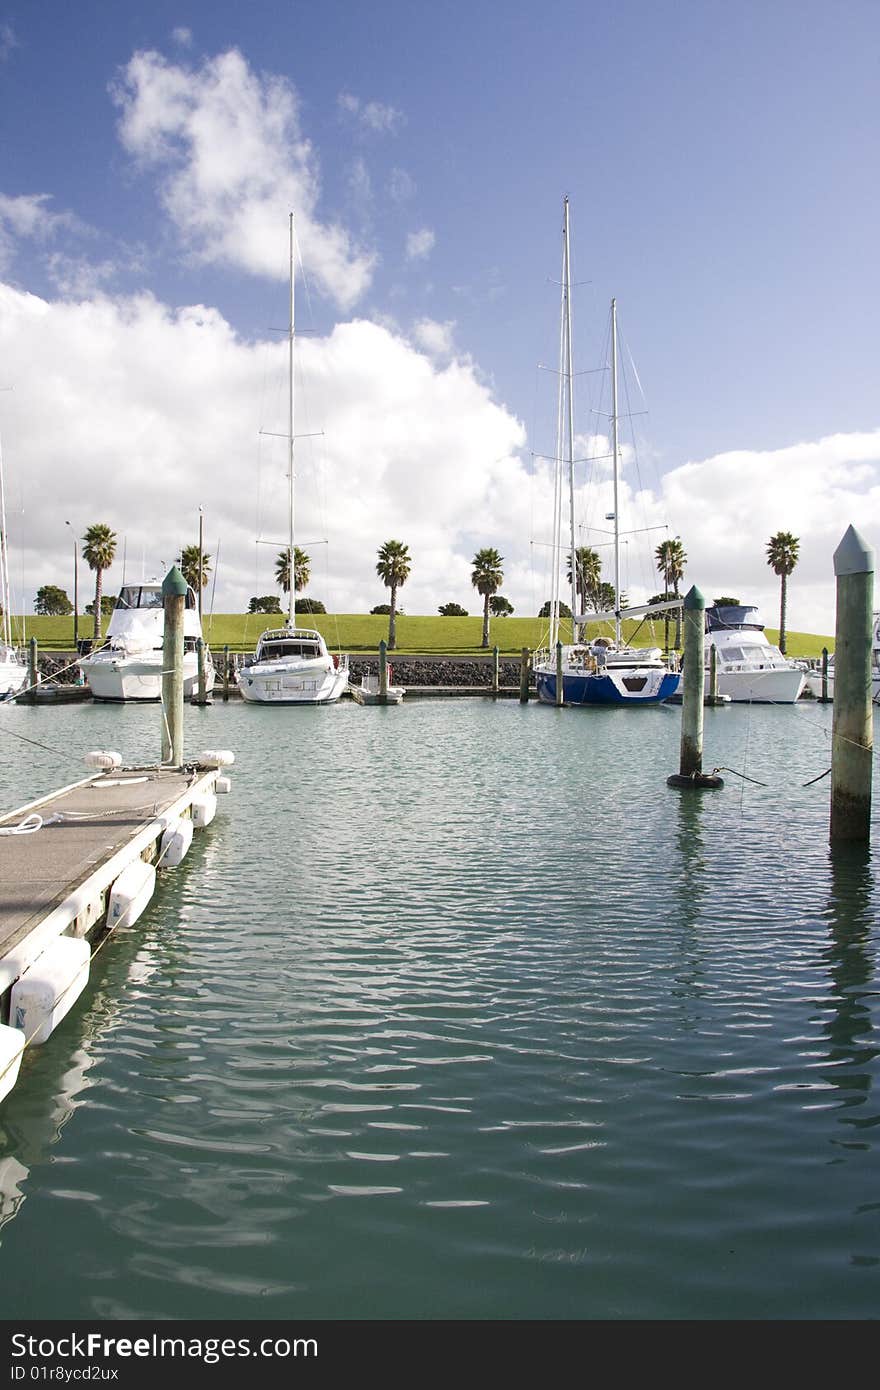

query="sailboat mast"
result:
[549,201,567,654]
[0,430,12,651]
[563,200,577,641]
[611,298,621,647]
[288,211,296,629]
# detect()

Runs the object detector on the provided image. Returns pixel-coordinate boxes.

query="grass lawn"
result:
[17,612,834,659]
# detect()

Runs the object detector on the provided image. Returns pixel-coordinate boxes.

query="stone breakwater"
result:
[36,652,534,690]
[348,657,528,687]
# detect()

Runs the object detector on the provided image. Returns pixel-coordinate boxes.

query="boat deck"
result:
[0,768,200,960]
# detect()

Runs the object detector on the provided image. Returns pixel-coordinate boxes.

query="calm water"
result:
[0,695,878,1320]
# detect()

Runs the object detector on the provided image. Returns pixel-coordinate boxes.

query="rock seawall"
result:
[348,657,527,687]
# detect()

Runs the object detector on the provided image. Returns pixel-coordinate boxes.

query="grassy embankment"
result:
[20,613,833,659]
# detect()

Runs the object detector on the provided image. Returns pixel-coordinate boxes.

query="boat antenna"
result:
[611,298,621,647]
[288,211,296,630]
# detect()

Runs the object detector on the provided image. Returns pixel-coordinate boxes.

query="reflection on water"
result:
[822,844,877,1121]
[0,698,878,1318]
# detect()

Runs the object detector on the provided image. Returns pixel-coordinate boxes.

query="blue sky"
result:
[1,0,878,633]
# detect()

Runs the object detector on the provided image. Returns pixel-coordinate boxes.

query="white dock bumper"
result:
[159,817,194,867]
[191,789,217,828]
[10,936,91,1045]
[0,1024,26,1102]
[108,859,156,929]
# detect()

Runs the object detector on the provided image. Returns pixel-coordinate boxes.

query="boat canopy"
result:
[116,584,196,611]
[705,605,764,632]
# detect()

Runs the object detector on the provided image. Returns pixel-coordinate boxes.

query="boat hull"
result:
[82,654,215,702]
[349,678,404,705]
[536,668,681,705]
[237,662,348,705]
[0,658,27,699]
[703,666,804,704]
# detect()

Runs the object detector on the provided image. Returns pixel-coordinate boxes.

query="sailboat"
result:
[0,428,27,699]
[533,201,680,706]
[237,214,349,706]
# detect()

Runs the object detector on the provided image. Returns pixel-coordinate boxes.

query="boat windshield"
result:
[116,585,196,611]
[259,640,320,660]
[706,605,763,632]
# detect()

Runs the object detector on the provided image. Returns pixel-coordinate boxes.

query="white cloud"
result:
[406,228,435,261]
[388,167,416,204]
[413,318,455,357]
[0,281,526,620]
[112,48,375,309]
[2,272,875,637]
[171,27,192,47]
[338,91,404,134]
[0,194,85,274]
[0,23,17,62]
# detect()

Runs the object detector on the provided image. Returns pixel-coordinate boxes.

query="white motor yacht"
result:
[703,604,804,703]
[237,627,348,704]
[80,580,215,702]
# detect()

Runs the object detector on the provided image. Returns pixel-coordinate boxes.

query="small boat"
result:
[349,672,405,705]
[533,200,680,707]
[237,213,348,706]
[803,611,880,702]
[79,579,216,702]
[804,654,835,701]
[16,682,92,705]
[0,429,27,700]
[703,603,804,703]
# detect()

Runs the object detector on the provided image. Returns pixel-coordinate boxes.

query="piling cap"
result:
[162,564,188,597]
[833,525,875,577]
[683,584,706,611]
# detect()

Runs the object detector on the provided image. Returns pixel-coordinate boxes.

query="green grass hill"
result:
[16,612,833,659]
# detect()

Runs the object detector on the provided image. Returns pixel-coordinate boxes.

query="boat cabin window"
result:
[260,641,320,660]
[116,585,196,611]
[706,605,763,632]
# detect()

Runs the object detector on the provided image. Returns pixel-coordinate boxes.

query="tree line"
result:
[35,526,802,654]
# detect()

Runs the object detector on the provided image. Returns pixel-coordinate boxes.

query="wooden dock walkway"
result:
[0,761,228,1101]
[0,767,207,966]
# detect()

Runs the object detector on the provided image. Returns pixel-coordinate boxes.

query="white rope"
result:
[0,813,43,836]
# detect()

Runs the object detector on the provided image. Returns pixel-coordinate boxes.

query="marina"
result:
[0,695,878,1319]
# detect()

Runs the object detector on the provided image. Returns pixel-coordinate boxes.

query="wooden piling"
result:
[195,637,207,705]
[379,640,388,699]
[820,646,829,704]
[709,643,719,701]
[223,645,230,702]
[27,637,38,704]
[668,585,722,789]
[519,648,530,703]
[161,565,186,766]
[830,526,874,842]
[492,645,499,695]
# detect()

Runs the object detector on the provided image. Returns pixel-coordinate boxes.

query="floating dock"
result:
[0,756,231,1104]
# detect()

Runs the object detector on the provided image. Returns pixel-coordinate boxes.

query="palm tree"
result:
[655,537,687,650]
[179,544,212,595]
[766,531,799,655]
[275,546,311,602]
[566,546,602,611]
[471,547,504,649]
[82,523,117,641]
[375,540,411,650]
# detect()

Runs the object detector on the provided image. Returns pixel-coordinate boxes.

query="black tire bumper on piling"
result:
[666,771,724,790]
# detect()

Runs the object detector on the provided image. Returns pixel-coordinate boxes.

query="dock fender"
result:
[0,1024,26,1103]
[191,789,217,828]
[108,859,156,929]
